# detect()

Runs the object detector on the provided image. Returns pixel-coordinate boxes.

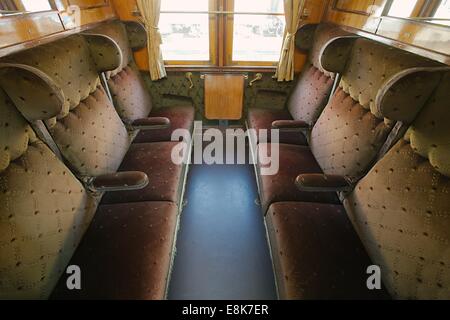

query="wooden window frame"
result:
[162,0,218,66]
[223,0,284,67]
[161,0,284,68]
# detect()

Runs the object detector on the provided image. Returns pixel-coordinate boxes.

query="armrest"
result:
[295,174,353,192]
[272,120,310,132]
[131,117,170,130]
[88,171,149,192]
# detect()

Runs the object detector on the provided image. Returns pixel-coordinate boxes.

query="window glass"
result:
[232,0,285,63]
[432,0,450,26]
[21,0,51,12]
[159,0,210,61]
[387,0,418,18]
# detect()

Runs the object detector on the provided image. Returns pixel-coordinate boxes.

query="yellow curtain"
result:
[136,0,167,81]
[275,0,306,82]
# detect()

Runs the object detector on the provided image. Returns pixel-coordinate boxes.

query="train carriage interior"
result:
[0,0,450,302]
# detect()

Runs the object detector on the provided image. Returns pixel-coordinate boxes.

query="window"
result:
[21,0,51,12]
[386,0,419,18]
[159,0,214,63]
[158,0,286,67]
[432,0,450,26]
[228,0,285,65]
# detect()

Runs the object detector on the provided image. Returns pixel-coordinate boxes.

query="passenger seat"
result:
[266,70,450,300]
[0,81,178,299]
[87,20,195,143]
[257,37,445,214]
[247,23,353,146]
[1,34,187,207]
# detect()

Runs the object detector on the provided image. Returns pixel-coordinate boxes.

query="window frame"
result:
[224,0,285,67]
[160,0,285,68]
[161,0,218,66]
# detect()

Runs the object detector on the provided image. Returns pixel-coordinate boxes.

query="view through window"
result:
[387,0,418,18]
[21,0,51,12]
[231,0,285,63]
[159,0,210,61]
[158,0,285,66]
[432,0,450,26]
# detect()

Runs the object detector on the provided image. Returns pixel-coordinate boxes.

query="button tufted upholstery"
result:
[344,72,450,299]
[3,35,115,119]
[51,201,178,300]
[0,89,98,299]
[134,105,195,143]
[107,64,153,123]
[247,108,307,145]
[247,23,350,146]
[88,20,195,142]
[257,143,340,213]
[339,38,442,119]
[49,85,130,177]
[266,202,389,300]
[257,38,445,215]
[0,33,186,299]
[102,142,185,204]
[309,38,445,181]
[310,87,394,178]
[0,89,37,172]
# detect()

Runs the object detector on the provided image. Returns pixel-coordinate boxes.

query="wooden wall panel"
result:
[377,17,450,56]
[0,0,117,58]
[67,0,109,9]
[110,0,149,69]
[325,1,380,33]
[204,74,245,120]
[54,0,116,29]
[334,0,375,14]
[0,11,64,49]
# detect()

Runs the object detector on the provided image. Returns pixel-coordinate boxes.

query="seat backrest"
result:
[0,35,130,178]
[286,23,353,126]
[88,20,153,123]
[0,84,97,299]
[309,37,445,180]
[344,72,450,299]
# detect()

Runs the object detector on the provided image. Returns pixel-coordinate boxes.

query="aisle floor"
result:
[168,161,277,300]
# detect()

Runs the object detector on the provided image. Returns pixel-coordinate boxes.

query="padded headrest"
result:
[295,24,318,51]
[405,71,450,177]
[1,35,115,118]
[339,38,444,121]
[87,20,146,75]
[320,36,358,74]
[0,88,37,173]
[124,21,147,50]
[84,34,123,72]
[376,67,449,123]
[308,24,356,77]
[0,63,65,121]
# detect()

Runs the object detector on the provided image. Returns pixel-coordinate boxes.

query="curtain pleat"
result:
[275,0,306,82]
[136,0,167,81]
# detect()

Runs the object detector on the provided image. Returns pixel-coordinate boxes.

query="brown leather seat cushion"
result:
[102,142,183,204]
[51,201,178,300]
[258,143,339,213]
[134,105,195,143]
[247,108,307,145]
[266,202,389,300]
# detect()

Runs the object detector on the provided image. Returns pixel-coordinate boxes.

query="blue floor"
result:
[168,162,277,300]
